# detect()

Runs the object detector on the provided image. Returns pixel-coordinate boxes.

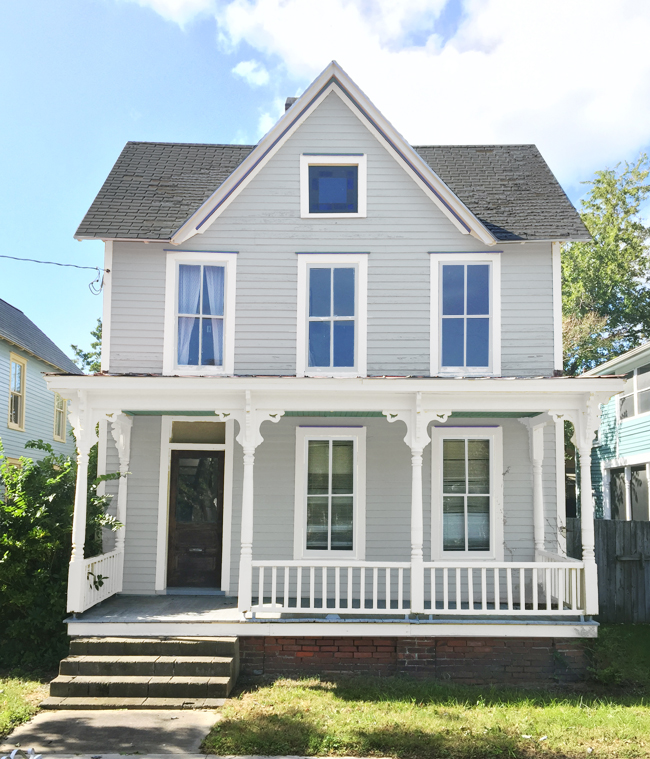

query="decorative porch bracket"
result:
[518,417,548,558]
[216,390,284,613]
[383,393,451,614]
[550,393,608,616]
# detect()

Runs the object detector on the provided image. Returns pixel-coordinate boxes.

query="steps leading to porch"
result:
[42,636,239,710]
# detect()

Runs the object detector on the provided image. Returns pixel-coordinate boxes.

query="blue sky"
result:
[2,0,649,360]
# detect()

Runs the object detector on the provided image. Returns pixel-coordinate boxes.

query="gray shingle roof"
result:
[0,299,82,374]
[75,141,589,243]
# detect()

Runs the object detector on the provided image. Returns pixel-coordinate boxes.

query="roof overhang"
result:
[582,342,650,377]
[170,61,497,247]
[1,334,80,374]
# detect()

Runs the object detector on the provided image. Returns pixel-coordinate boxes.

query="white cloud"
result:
[232,59,270,87]
[125,0,215,25]
[132,0,650,186]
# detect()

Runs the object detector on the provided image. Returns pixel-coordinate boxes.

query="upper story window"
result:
[296,253,368,377]
[53,393,66,442]
[300,154,367,218]
[8,353,26,431]
[163,251,237,376]
[430,253,501,376]
[619,363,650,420]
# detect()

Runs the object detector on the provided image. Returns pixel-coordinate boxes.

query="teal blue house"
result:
[585,343,650,521]
[0,298,81,464]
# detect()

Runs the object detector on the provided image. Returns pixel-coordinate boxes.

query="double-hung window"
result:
[430,253,501,375]
[297,253,368,377]
[294,427,366,559]
[8,353,26,431]
[431,427,503,560]
[53,393,66,442]
[619,363,650,420]
[163,252,236,375]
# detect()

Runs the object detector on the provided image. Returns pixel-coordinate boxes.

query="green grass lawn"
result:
[0,674,49,739]
[203,624,650,759]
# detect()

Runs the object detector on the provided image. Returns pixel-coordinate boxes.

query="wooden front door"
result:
[167,451,224,588]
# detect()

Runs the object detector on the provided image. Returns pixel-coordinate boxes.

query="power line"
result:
[0,254,109,294]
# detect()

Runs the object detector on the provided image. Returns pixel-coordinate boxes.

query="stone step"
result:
[50,674,233,699]
[41,696,226,710]
[59,655,234,678]
[69,636,238,658]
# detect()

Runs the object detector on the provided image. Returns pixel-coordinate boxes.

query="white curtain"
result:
[178,265,201,364]
[203,266,224,316]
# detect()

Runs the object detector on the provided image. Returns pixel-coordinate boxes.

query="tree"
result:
[562,154,650,376]
[72,318,102,373]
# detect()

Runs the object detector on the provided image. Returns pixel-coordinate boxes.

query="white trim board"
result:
[552,242,562,373]
[101,241,113,373]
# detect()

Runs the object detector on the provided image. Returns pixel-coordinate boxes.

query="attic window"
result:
[300,154,367,219]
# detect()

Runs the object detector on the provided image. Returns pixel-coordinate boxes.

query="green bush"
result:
[0,440,119,668]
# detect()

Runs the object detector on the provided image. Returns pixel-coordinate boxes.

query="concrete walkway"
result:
[0,709,218,755]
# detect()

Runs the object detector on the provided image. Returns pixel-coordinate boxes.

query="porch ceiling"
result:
[122,409,544,418]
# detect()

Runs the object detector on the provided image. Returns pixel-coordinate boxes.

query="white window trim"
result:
[163,251,237,376]
[430,426,504,561]
[293,426,366,561]
[8,352,27,431]
[53,392,67,442]
[430,252,501,376]
[296,253,368,378]
[101,241,113,372]
[300,154,367,219]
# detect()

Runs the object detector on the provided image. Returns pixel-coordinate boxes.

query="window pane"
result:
[333,321,354,367]
[201,318,223,366]
[309,321,331,367]
[467,497,490,550]
[466,318,489,367]
[442,265,464,315]
[443,439,466,493]
[638,364,650,391]
[175,456,220,524]
[307,497,329,549]
[178,317,200,365]
[309,268,331,317]
[332,440,353,494]
[443,496,465,551]
[307,440,329,495]
[639,389,650,415]
[11,362,22,393]
[610,468,626,520]
[178,264,201,314]
[202,266,224,316]
[331,496,353,550]
[631,465,649,521]
[333,268,355,316]
[309,166,358,213]
[467,439,490,493]
[620,394,635,420]
[442,319,464,367]
[466,265,489,315]
[10,394,21,425]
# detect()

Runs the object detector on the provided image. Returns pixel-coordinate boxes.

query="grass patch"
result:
[0,672,49,738]
[589,625,650,688]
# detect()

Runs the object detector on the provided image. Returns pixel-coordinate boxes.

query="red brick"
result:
[295,651,314,657]
[282,645,302,652]
[334,652,354,658]
[354,652,373,658]
[301,645,321,652]
[320,646,338,652]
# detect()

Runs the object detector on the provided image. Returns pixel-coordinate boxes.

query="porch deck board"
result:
[68,594,241,624]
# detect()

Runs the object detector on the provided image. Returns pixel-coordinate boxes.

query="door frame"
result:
[155,416,234,593]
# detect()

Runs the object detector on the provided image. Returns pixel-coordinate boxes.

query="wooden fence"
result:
[566,518,650,623]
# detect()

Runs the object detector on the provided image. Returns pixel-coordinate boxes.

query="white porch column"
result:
[110,414,133,557]
[519,419,547,557]
[384,395,450,615]
[67,391,97,614]
[217,391,283,614]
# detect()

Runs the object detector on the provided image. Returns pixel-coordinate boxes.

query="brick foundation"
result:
[239,636,587,684]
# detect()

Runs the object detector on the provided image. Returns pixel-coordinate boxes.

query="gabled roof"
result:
[75,62,589,245]
[0,298,82,374]
[583,341,650,377]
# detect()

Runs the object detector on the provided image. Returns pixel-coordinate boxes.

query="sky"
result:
[1,0,650,360]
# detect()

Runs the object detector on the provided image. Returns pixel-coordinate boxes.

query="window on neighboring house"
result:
[163,252,236,375]
[619,364,650,420]
[53,393,66,442]
[431,427,503,559]
[294,427,366,559]
[430,254,501,376]
[8,353,26,430]
[300,155,367,218]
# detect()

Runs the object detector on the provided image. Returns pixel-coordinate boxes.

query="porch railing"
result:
[67,549,124,613]
[251,561,411,614]
[249,559,586,617]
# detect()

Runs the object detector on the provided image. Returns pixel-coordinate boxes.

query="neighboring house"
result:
[0,297,80,464]
[47,62,624,688]
[585,343,650,521]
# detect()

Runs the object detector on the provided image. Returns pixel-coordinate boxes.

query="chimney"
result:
[285,97,298,112]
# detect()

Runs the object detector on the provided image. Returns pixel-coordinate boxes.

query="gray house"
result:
[0,297,79,464]
[46,62,624,698]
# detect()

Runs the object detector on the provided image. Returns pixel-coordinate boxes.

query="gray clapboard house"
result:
[0,297,79,464]
[46,62,625,694]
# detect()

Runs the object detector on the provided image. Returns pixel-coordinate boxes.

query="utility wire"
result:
[0,254,109,295]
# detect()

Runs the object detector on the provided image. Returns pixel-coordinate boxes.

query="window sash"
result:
[618,364,650,420]
[307,266,356,369]
[8,358,25,429]
[54,393,66,441]
[176,264,225,368]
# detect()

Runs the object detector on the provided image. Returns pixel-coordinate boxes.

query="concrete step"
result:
[50,674,233,699]
[41,696,226,710]
[69,636,238,658]
[60,655,234,678]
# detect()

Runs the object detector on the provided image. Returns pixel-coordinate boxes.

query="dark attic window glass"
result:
[309,165,358,213]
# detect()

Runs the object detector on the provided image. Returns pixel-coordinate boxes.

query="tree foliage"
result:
[562,155,650,375]
[71,318,102,374]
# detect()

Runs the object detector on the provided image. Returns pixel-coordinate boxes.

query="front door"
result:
[167,451,224,588]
